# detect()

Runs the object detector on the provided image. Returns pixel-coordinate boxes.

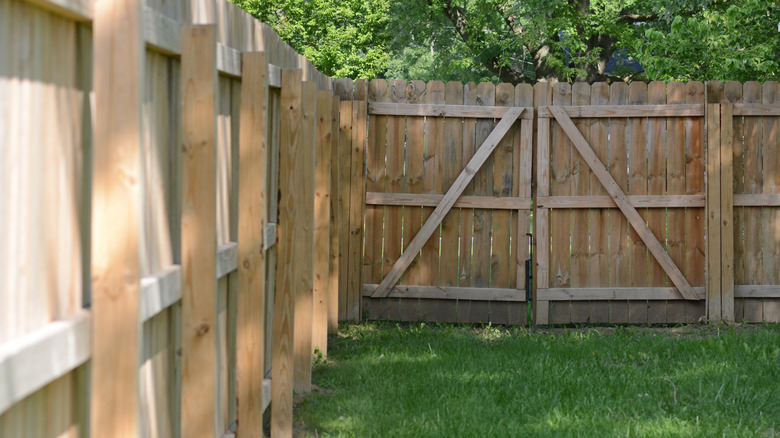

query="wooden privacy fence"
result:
[343,79,780,326]
[0,0,343,436]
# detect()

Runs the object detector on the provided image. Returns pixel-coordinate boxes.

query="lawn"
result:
[295,322,780,437]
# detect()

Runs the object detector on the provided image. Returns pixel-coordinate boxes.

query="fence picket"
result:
[588,83,610,323]
[666,82,687,323]
[549,82,572,324]
[570,82,591,323]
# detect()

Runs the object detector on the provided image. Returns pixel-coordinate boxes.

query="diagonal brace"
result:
[372,107,525,298]
[548,106,697,300]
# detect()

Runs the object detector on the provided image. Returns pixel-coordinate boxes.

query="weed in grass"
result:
[295,322,780,437]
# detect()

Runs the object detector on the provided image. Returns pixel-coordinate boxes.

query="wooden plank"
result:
[514,84,534,315]
[20,0,92,20]
[646,82,667,323]
[271,68,302,438]
[366,193,532,209]
[537,104,704,119]
[537,195,704,209]
[336,101,352,321]
[724,82,745,318]
[141,266,182,322]
[368,102,534,118]
[401,81,425,289]
[312,90,333,354]
[472,82,496,296]
[347,100,367,319]
[733,104,780,116]
[364,80,388,287]
[217,43,241,78]
[456,82,478,322]
[549,106,698,301]
[440,81,464,289]
[684,82,707,323]
[549,83,572,324]
[742,82,763,322]
[735,285,780,298]
[666,82,687,323]
[216,242,238,278]
[380,80,405,320]
[607,83,629,323]
[235,51,267,438]
[421,81,445,287]
[762,81,780,322]
[721,103,735,321]
[293,81,316,392]
[627,82,649,323]
[362,285,525,302]
[328,96,340,331]
[180,24,218,438]
[0,311,90,414]
[142,6,181,55]
[706,104,722,320]
[91,0,143,433]
[534,82,552,324]
[569,82,591,322]
[542,288,705,301]
[492,83,515,292]
[371,107,524,298]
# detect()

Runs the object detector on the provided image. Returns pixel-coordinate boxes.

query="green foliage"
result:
[297,323,780,437]
[230,0,391,79]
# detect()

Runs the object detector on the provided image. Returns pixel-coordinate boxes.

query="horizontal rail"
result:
[537,104,704,118]
[733,104,780,116]
[141,266,182,322]
[362,284,526,302]
[366,192,532,210]
[217,44,241,77]
[21,0,91,21]
[217,243,238,278]
[733,194,780,206]
[0,311,91,414]
[368,102,534,119]
[537,195,706,209]
[541,287,706,301]
[734,285,780,298]
[143,6,180,55]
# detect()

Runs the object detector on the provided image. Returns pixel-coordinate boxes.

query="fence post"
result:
[180,24,218,438]
[236,51,268,437]
[91,0,143,434]
[328,95,341,331]
[313,90,334,354]
[533,82,551,325]
[720,103,735,322]
[706,103,722,321]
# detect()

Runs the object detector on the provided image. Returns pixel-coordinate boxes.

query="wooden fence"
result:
[0,0,341,436]
[351,79,780,326]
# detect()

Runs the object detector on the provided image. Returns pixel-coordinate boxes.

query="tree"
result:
[231,0,391,79]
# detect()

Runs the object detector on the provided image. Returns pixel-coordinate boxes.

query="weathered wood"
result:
[733,103,780,116]
[706,104,722,320]
[666,82,687,322]
[761,81,780,322]
[569,82,591,322]
[607,83,629,323]
[368,102,534,118]
[336,101,352,320]
[457,82,478,321]
[537,195,704,208]
[492,82,515,292]
[537,104,703,118]
[347,100,367,319]
[312,90,333,354]
[91,0,143,434]
[403,81,426,287]
[742,82,763,322]
[371,107,524,298]
[542,288,706,301]
[720,103,735,321]
[534,82,551,324]
[548,106,698,301]
[685,82,707,322]
[328,95,340,331]
[549,83,572,324]
[515,84,534,303]
[180,24,218,438]
[421,81,444,287]
[627,82,648,323]
[235,51,267,438]
[362,285,525,302]
[364,80,387,287]
[471,82,496,299]
[271,68,302,438]
[366,192,532,209]
[439,82,464,288]
[735,285,780,298]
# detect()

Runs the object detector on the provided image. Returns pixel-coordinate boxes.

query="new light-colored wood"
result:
[271,68,302,438]
[706,104,722,319]
[293,81,316,393]
[366,193,532,209]
[720,103,735,321]
[347,100,367,319]
[362,285,525,302]
[328,95,340,331]
[141,266,182,321]
[236,51,267,438]
[91,0,143,434]
[372,107,524,298]
[336,100,352,320]
[548,106,697,301]
[537,104,703,118]
[368,102,534,118]
[180,24,218,438]
[312,90,333,354]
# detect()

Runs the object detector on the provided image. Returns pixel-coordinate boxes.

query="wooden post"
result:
[293,81,317,393]
[328,95,340,331]
[236,51,268,437]
[706,103,722,320]
[271,68,302,438]
[180,25,218,438]
[720,103,735,321]
[312,90,333,354]
[534,82,551,325]
[91,0,143,434]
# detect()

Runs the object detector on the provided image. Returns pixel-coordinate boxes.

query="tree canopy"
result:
[232,0,780,83]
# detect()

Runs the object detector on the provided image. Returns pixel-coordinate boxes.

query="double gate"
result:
[348,79,780,325]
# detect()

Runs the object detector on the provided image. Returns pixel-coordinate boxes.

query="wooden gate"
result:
[361,80,534,324]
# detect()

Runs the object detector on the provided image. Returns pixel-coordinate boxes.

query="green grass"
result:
[296,322,780,437]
